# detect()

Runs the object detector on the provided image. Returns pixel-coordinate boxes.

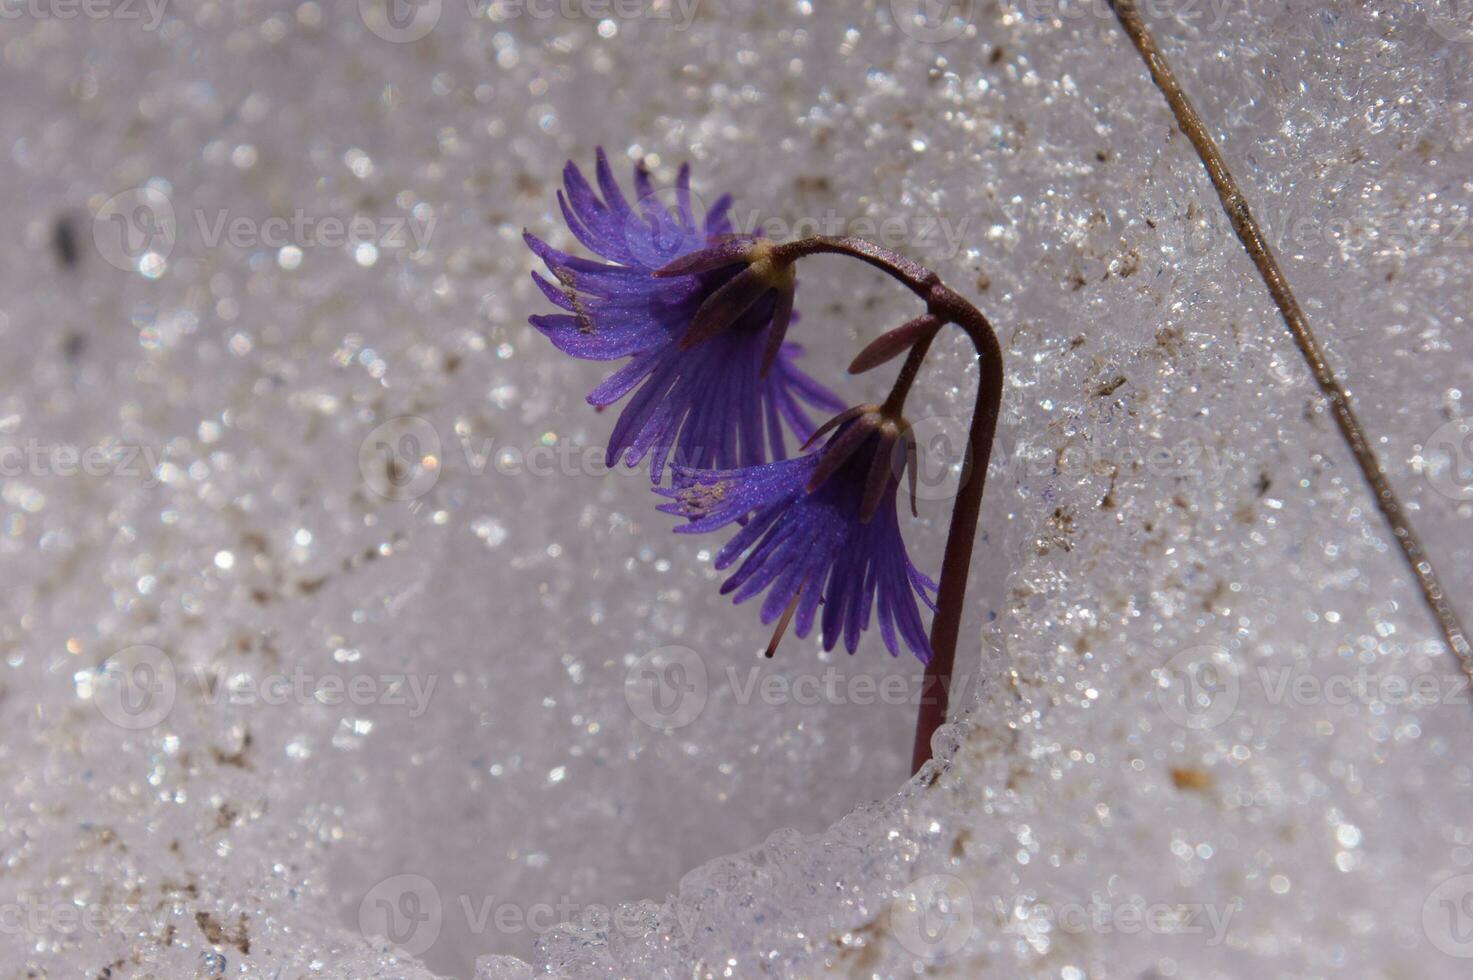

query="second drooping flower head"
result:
[656,405,938,663]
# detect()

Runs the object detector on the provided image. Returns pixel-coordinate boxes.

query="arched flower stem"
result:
[913,300,1003,774]
[774,236,1005,774]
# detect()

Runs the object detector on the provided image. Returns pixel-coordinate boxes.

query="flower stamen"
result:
[765,586,802,659]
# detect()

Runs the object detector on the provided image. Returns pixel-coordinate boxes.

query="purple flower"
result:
[656,409,938,662]
[524,149,842,482]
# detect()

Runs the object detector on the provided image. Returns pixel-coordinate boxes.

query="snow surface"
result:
[0,1,1470,977]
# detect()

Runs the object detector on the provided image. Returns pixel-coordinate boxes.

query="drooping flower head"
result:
[656,406,938,663]
[524,149,842,482]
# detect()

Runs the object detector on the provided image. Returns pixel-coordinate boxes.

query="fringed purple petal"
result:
[594,147,634,223]
[656,434,937,662]
[705,193,734,237]
[675,163,694,229]
[530,270,575,311]
[558,166,636,266]
[531,313,644,361]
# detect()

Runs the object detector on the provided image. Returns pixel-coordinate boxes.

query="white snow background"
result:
[0,1,1471,977]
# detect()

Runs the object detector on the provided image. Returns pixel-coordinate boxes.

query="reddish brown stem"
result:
[910,292,1003,774]
[778,237,1004,774]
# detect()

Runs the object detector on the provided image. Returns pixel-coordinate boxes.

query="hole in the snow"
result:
[324,480,1005,977]
[326,572,990,977]
[326,260,1005,979]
